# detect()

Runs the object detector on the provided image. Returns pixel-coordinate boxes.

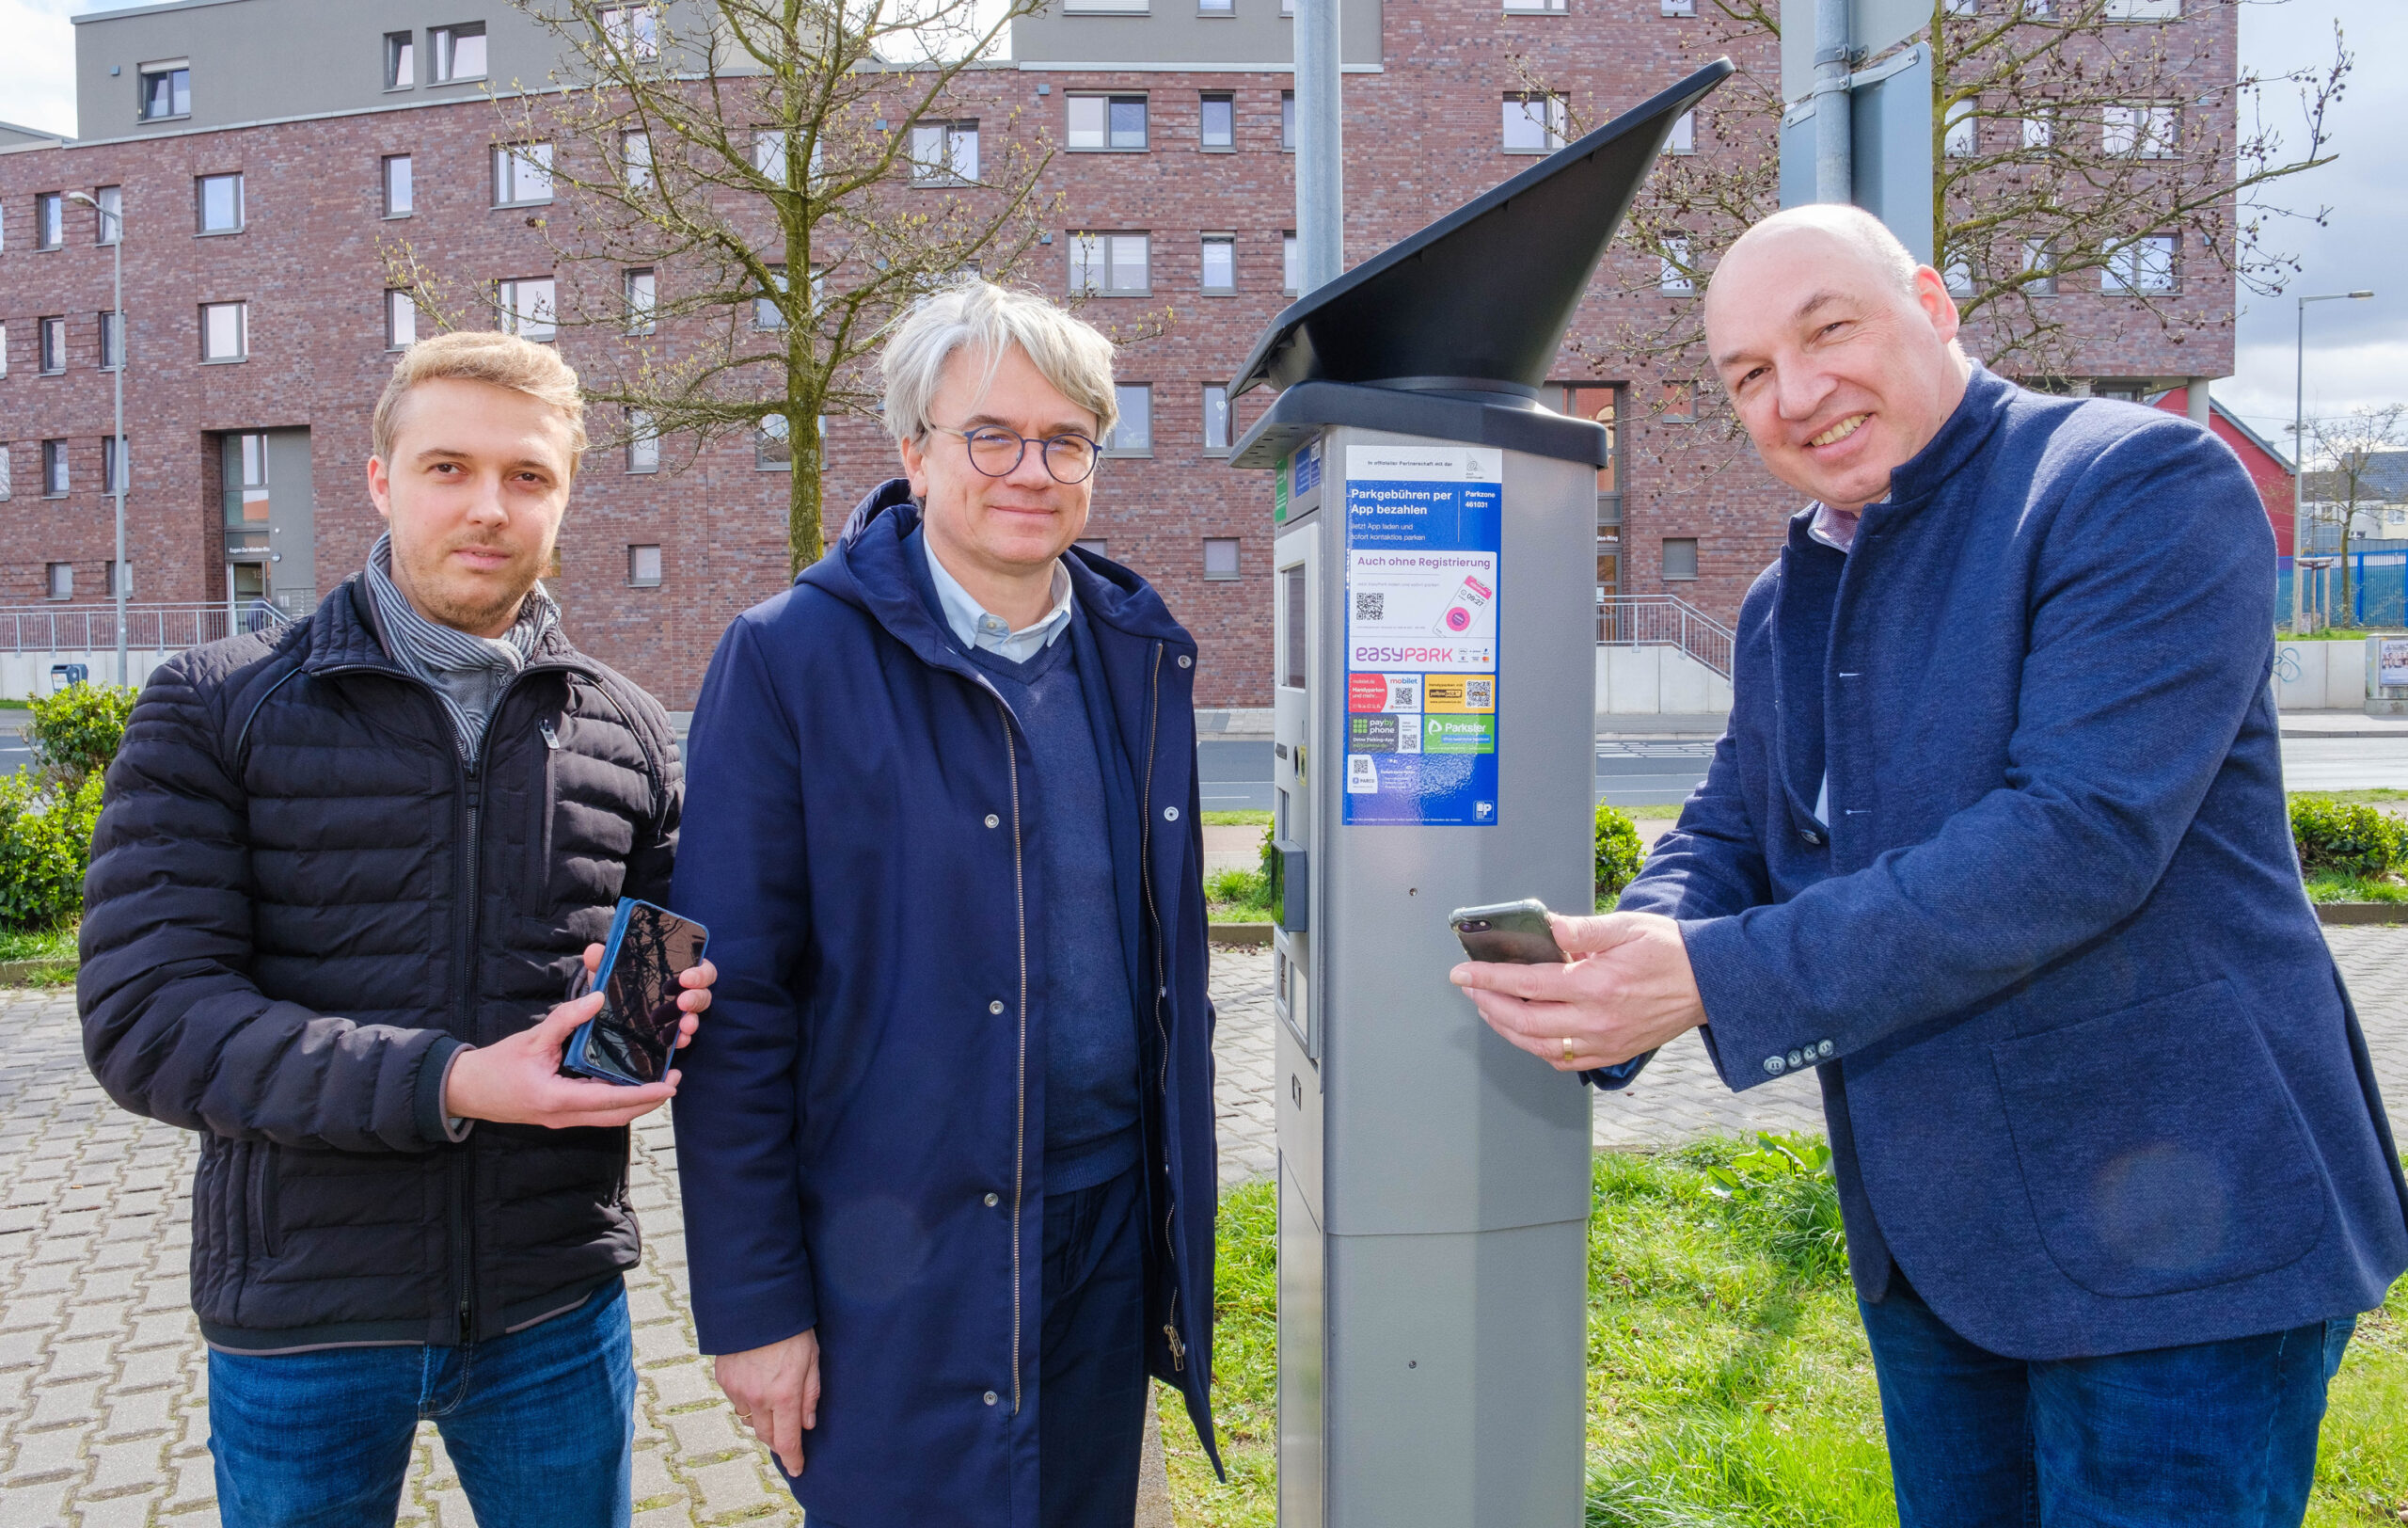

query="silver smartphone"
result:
[1447,898,1566,964]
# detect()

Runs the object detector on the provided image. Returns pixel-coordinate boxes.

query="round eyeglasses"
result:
[928,424,1101,485]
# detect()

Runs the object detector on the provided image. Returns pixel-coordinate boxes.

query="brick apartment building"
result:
[0,0,2236,709]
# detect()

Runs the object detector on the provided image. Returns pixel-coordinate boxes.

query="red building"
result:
[2155,386,2296,555]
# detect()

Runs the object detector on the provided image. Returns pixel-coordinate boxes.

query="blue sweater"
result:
[1620,365,2408,1360]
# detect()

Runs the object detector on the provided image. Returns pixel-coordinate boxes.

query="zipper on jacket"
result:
[1134,643,1185,1374]
[537,717,562,750]
[994,697,1031,1415]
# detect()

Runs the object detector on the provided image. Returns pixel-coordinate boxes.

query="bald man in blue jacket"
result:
[1454,206,2408,1527]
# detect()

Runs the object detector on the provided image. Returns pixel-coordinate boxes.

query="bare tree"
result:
[385,0,1056,571]
[1520,0,2349,402]
[2303,402,2408,617]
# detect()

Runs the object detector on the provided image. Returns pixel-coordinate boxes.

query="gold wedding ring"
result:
[1560,1037,1575,1061]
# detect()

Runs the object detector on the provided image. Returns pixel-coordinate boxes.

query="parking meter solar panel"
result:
[1231,58,1734,400]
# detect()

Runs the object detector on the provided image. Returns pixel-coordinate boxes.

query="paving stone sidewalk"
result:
[5,928,2403,1526]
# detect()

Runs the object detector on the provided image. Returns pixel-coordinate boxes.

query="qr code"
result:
[1465,678,1493,708]
[1354,592,1385,621]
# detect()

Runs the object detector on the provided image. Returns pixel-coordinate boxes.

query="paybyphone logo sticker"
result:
[1341,444,1502,827]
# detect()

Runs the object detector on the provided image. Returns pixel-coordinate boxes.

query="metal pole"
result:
[1294,0,1344,292]
[111,213,127,686]
[1813,0,1852,202]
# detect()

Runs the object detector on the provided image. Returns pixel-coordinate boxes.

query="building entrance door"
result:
[221,429,317,617]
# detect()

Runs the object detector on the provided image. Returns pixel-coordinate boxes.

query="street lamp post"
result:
[65,192,128,686]
[2292,289,2375,633]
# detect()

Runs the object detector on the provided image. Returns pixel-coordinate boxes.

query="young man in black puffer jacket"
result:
[78,331,715,1528]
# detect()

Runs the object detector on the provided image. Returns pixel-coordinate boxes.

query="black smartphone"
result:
[560,899,710,1087]
[1448,898,1567,964]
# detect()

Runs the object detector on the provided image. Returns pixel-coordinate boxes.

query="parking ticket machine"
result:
[1227,61,1733,1528]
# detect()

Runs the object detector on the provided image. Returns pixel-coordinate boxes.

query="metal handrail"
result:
[1597,595,1735,679]
[0,601,292,655]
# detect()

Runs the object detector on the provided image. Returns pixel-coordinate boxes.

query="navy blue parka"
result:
[670,482,1222,1527]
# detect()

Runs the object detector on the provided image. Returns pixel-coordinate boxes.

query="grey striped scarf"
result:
[363,533,560,767]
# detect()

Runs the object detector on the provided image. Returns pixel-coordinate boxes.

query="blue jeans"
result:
[1861,1268,2353,1528]
[208,1281,634,1528]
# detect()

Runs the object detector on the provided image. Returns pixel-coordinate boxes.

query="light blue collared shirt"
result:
[921,535,1076,663]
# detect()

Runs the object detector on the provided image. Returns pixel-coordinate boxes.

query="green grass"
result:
[2308,876,2408,904]
[2281,628,2385,642]
[1206,867,1275,924]
[1157,1139,2408,1527]
[2295,789,2408,807]
[0,923,77,986]
[1202,810,1273,827]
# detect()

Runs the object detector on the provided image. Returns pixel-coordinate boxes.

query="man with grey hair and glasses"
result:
[670,279,1224,1527]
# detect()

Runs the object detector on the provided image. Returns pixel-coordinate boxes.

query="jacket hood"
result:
[806,478,1196,662]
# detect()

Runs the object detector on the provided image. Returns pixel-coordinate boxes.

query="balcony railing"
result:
[1597,595,1735,679]
[0,601,291,655]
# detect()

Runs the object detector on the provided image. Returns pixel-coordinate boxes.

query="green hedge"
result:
[2290,797,2408,881]
[1595,801,1645,907]
[0,682,135,931]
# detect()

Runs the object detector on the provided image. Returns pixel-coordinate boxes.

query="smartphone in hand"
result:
[1448,899,1567,964]
[561,899,710,1086]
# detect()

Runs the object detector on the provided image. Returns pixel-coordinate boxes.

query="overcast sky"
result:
[2,0,2396,454]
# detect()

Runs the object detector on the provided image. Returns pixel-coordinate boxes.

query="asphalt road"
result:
[1197,733,2408,815]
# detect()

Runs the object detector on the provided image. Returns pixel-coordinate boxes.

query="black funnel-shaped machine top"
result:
[1229,58,1735,402]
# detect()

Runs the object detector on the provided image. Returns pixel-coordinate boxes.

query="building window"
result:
[753,128,789,183]
[1105,384,1152,456]
[757,414,792,470]
[1662,537,1699,581]
[432,24,488,82]
[494,143,555,206]
[1281,91,1295,151]
[1283,231,1299,294]
[40,316,66,374]
[1204,538,1241,581]
[911,120,979,184]
[2022,108,2054,150]
[201,301,248,361]
[198,173,244,234]
[102,436,128,496]
[497,279,557,341]
[1200,93,1234,150]
[628,544,663,587]
[1503,93,1567,153]
[1069,232,1150,295]
[627,409,660,471]
[94,185,121,244]
[1659,380,1694,421]
[1660,0,1695,12]
[36,192,63,249]
[0,322,8,375]
[601,6,663,58]
[626,268,657,334]
[1659,235,1694,294]
[1203,384,1231,452]
[2103,0,2178,17]
[139,62,191,120]
[0,446,10,501]
[623,130,654,190]
[1944,255,1975,296]
[383,154,414,216]
[1075,537,1109,557]
[386,289,419,349]
[100,310,124,371]
[1200,234,1236,294]
[2103,103,2178,158]
[1067,95,1149,151]
[1200,0,1233,13]
[106,561,132,597]
[2103,234,2178,294]
[2021,239,2057,295]
[42,440,69,497]
[46,563,72,600]
[1504,0,1568,11]
[1943,100,1977,158]
[385,31,416,88]
[1666,111,1695,155]
[755,265,789,329]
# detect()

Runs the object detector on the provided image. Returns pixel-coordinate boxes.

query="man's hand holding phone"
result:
[1450,908,1705,1072]
[442,943,717,1129]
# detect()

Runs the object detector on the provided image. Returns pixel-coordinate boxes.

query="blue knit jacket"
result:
[1622,365,2408,1359]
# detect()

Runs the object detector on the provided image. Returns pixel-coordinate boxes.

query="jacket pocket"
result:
[247,1142,284,1262]
[1990,979,2325,1298]
[525,715,562,915]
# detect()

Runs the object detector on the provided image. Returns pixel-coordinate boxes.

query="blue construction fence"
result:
[2277,550,2407,629]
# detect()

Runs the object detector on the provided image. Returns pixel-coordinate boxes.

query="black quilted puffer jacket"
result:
[79,577,679,1350]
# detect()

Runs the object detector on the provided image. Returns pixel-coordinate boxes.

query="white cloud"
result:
[0,0,84,138]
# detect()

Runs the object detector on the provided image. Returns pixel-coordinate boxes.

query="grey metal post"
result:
[70,190,129,685]
[1813,0,1852,201]
[1294,0,1343,291]
[2292,291,2376,631]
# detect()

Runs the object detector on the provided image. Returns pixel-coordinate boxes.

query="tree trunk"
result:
[790,414,825,574]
